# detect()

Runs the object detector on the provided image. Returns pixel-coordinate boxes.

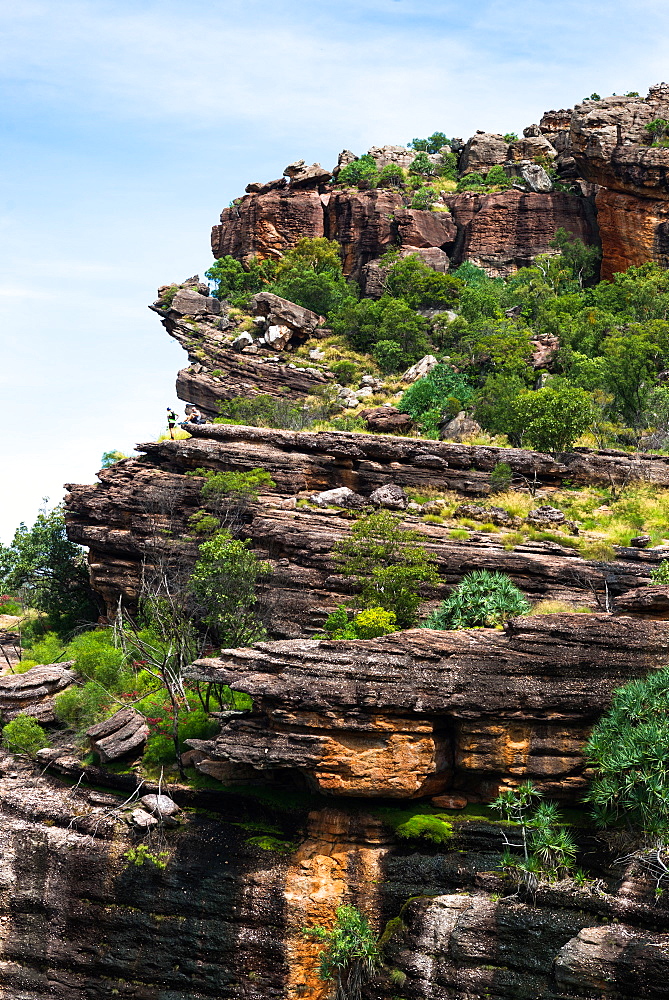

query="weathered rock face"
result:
[0,662,75,723]
[459,132,509,175]
[64,425,669,625]
[385,892,669,1000]
[185,616,669,803]
[442,190,597,276]
[570,84,669,277]
[150,282,330,416]
[212,181,597,280]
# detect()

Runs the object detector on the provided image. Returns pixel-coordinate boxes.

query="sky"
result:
[1,0,669,541]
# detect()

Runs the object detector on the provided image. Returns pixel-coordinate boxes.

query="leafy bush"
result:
[303,905,380,1000]
[396,814,453,844]
[334,511,439,628]
[377,163,405,188]
[485,164,513,190]
[332,296,430,361]
[424,570,530,629]
[584,667,669,836]
[386,253,462,310]
[503,132,518,142]
[2,714,50,758]
[372,340,408,374]
[651,560,669,584]
[100,450,128,468]
[124,844,169,869]
[409,151,436,177]
[411,185,437,209]
[490,462,513,493]
[512,379,594,454]
[142,706,217,767]
[22,631,64,664]
[215,393,337,431]
[63,630,127,689]
[336,154,379,187]
[331,360,357,385]
[321,605,397,640]
[205,255,275,306]
[457,171,486,192]
[399,363,473,434]
[54,682,113,734]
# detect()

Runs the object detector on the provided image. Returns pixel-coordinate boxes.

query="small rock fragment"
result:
[369,484,408,510]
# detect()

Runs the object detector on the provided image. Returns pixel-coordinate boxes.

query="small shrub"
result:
[396,814,453,844]
[54,682,113,734]
[457,171,486,192]
[22,631,64,665]
[321,605,397,640]
[424,570,530,629]
[373,340,409,374]
[449,528,470,540]
[490,462,513,494]
[124,844,169,869]
[651,560,669,584]
[331,360,358,385]
[2,714,50,757]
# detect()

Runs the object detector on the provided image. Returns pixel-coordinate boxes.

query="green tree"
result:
[491,782,577,889]
[423,570,530,629]
[399,363,474,433]
[272,238,354,317]
[602,323,668,429]
[386,253,462,310]
[511,379,594,454]
[409,151,436,176]
[205,255,276,306]
[101,450,128,468]
[0,505,99,637]
[303,905,380,1000]
[549,228,601,288]
[409,132,452,153]
[334,511,439,628]
[189,531,271,647]
[457,171,486,192]
[584,667,669,838]
[2,714,50,758]
[372,340,408,374]
[485,164,513,189]
[336,154,379,187]
[332,296,430,360]
[377,163,405,188]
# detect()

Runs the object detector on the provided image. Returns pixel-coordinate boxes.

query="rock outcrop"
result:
[0,662,75,723]
[64,425,669,626]
[571,84,669,277]
[186,615,669,802]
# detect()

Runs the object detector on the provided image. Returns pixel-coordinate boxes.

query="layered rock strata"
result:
[212,183,597,280]
[64,427,669,626]
[186,615,669,803]
[571,84,669,278]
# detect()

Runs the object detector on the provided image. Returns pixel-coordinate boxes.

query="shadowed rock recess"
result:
[10,86,669,996]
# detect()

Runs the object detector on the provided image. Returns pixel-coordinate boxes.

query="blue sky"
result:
[1,0,668,540]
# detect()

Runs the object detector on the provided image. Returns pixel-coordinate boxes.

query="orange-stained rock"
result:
[186,615,669,802]
[431,793,468,810]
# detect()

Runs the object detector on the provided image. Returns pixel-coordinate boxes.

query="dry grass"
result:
[531,599,592,615]
[491,490,536,518]
[157,428,191,442]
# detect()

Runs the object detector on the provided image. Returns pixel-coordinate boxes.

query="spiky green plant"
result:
[423,570,530,629]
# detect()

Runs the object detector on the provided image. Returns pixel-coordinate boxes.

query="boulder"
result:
[140,793,180,819]
[401,355,438,383]
[366,144,416,170]
[0,662,76,724]
[526,505,567,526]
[440,411,482,442]
[393,209,457,250]
[507,135,557,164]
[454,504,518,527]
[614,586,669,619]
[170,289,221,316]
[369,484,408,510]
[86,708,149,763]
[231,332,253,351]
[251,292,322,341]
[459,131,509,175]
[530,332,560,367]
[430,793,468,810]
[262,324,292,351]
[309,487,366,510]
[505,159,554,193]
[129,808,158,830]
[358,406,413,434]
[630,534,652,548]
[332,149,357,177]
[283,160,331,188]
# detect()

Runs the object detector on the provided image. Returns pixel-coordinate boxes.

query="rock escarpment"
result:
[64,424,669,625]
[571,84,669,278]
[185,615,669,802]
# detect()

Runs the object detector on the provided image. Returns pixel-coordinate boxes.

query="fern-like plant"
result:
[423,570,530,629]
